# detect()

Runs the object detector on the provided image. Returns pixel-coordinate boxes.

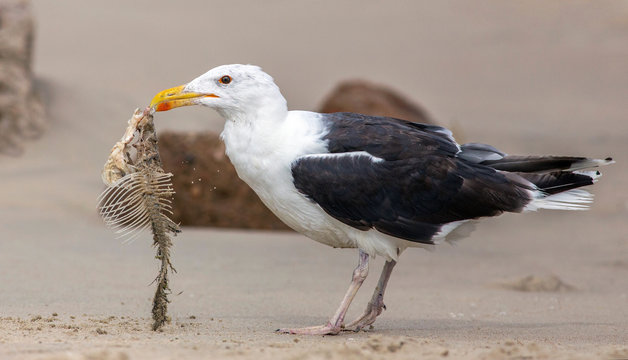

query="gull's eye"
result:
[219,75,232,85]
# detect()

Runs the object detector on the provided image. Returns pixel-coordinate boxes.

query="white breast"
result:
[220,111,418,260]
[220,112,342,243]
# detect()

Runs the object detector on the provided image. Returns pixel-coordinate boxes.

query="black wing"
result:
[321,112,460,160]
[291,113,533,244]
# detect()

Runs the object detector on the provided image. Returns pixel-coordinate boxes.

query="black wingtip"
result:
[605,157,613,162]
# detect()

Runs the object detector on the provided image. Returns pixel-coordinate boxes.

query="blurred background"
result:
[2,0,626,225]
[0,1,626,357]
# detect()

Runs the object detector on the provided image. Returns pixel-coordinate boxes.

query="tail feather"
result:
[506,157,613,212]
[518,159,613,212]
[517,170,599,195]
[481,156,613,173]
[459,143,614,212]
[519,171,597,211]
[525,189,594,211]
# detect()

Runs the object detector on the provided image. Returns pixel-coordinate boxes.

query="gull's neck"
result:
[219,91,289,177]
[217,93,288,126]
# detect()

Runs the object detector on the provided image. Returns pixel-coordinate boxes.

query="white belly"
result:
[245,165,420,261]
[220,111,420,261]
[232,155,420,260]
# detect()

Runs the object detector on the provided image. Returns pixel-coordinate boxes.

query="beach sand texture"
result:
[1,1,627,359]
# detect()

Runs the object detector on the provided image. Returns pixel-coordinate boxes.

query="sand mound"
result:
[495,274,576,292]
[318,80,433,125]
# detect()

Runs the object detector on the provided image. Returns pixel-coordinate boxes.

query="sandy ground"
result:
[1,1,627,359]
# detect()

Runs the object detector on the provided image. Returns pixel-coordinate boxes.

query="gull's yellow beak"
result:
[149,85,219,112]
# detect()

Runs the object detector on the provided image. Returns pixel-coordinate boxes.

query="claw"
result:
[344,260,396,331]
[277,251,372,336]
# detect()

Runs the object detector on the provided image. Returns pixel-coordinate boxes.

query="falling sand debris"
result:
[97,107,180,330]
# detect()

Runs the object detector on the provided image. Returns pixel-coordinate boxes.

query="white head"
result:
[150,64,287,121]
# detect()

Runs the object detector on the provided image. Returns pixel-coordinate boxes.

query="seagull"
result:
[150,64,613,335]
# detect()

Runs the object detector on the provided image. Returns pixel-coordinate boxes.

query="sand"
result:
[1,1,627,359]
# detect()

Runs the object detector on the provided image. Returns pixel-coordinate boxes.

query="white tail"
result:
[524,189,594,211]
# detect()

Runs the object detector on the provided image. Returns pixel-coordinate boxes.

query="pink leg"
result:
[345,259,396,331]
[277,250,369,335]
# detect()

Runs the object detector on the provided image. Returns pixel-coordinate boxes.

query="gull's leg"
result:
[277,250,370,335]
[344,259,396,331]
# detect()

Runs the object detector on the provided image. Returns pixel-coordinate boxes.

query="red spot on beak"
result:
[156,102,173,112]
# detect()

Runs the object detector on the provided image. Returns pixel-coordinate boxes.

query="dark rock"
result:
[158,80,438,229]
[318,79,434,124]
[0,0,45,156]
[158,131,290,230]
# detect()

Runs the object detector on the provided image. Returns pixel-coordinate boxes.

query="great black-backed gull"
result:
[150,64,613,335]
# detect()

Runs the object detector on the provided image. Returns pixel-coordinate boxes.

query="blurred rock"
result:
[319,79,433,124]
[158,80,438,229]
[158,131,290,230]
[0,0,45,156]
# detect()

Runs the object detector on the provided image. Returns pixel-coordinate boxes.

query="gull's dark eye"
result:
[219,75,232,85]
